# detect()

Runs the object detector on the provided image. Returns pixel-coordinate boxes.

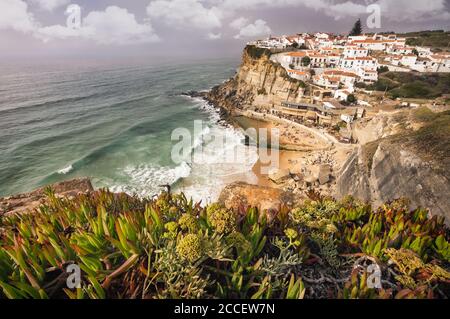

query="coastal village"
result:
[204,28,449,216]
[244,31,450,143]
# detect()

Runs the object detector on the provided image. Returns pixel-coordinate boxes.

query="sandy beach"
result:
[231,114,355,192]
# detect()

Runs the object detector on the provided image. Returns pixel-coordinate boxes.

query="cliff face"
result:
[206,45,306,112]
[337,109,450,222]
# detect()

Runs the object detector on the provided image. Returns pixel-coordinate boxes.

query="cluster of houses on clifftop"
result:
[246,32,449,138]
[251,32,450,96]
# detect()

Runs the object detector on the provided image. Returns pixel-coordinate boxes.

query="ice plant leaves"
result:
[0,190,448,299]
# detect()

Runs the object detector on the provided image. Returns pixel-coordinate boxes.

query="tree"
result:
[377,66,389,74]
[301,56,311,67]
[347,94,357,104]
[412,48,419,56]
[349,19,363,36]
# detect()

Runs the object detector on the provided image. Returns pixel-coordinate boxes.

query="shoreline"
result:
[192,90,354,196]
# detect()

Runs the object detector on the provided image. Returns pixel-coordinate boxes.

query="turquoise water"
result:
[0,58,259,201]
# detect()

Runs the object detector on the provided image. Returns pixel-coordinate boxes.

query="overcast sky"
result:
[0,0,449,59]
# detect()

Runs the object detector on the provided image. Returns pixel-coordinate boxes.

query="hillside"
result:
[402,30,450,50]
[337,108,450,222]
[363,72,450,99]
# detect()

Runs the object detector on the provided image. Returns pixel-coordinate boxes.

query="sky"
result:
[0,0,449,59]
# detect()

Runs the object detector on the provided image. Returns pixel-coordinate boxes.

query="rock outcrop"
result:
[206,45,307,113]
[0,178,94,216]
[337,139,450,223]
[218,182,303,220]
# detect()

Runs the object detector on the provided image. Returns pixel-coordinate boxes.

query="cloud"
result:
[377,0,450,21]
[37,6,160,45]
[229,17,248,30]
[31,0,69,11]
[147,0,222,30]
[0,0,37,33]
[207,32,222,40]
[212,0,450,22]
[82,6,159,44]
[233,19,271,39]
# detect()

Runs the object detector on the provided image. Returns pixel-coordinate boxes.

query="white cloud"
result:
[229,17,248,30]
[36,6,160,45]
[207,32,222,40]
[234,19,271,39]
[82,6,159,45]
[0,0,37,33]
[377,0,450,21]
[213,0,450,22]
[31,0,69,11]
[147,0,222,30]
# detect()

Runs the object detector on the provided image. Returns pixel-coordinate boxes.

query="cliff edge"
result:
[206,45,307,113]
[337,108,450,222]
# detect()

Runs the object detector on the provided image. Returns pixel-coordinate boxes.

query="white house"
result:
[343,46,369,58]
[334,89,352,101]
[309,53,329,68]
[348,35,367,42]
[352,39,385,51]
[284,51,309,67]
[357,68,378,83]
[313,74,340,89]
[287,69,311,81]
[386,45,414,55]
[416,47,432,58]
[411,55,450,73]
[323,70,358,88]
[340,57,378,72]
[400,54,418,67]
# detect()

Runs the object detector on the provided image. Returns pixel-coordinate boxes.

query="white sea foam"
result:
[109,161,192,198]
[110,95,259,202]
[57,165,73,175]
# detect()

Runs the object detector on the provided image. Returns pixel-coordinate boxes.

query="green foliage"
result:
[245,45,271,60]
[349,19,362,36]
[346,94,357,104]
[377,66,389,74]
[369,72,450,99]
[301,56,311,67]
[0,189,448,299]
[403,30,450,49]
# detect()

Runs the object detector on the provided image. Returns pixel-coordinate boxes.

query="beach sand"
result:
[231,115,336,189]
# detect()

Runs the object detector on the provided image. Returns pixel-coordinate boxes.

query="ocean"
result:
[0,58,259,203]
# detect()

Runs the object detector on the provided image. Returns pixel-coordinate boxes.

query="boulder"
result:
[218,182,303,221]
[318,164,332,185]
[268,168,291,184]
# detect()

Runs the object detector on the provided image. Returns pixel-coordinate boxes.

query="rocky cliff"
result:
[0,178,94,216]
[206,45,307,113]
[337,108,450,222]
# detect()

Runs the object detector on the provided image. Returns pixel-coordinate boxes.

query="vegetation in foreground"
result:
[0,189,449,299]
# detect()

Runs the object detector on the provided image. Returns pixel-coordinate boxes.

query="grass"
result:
[407,108,450,168]
[366,72,450,99]
[400,30,450,50]
[0,188,449,299]
[245,45,272,60]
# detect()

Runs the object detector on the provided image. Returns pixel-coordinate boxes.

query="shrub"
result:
[0,190,448,299]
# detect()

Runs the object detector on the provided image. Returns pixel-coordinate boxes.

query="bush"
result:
[0,190,448,299]
[245,45,271,60]
[377,66,389,74]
